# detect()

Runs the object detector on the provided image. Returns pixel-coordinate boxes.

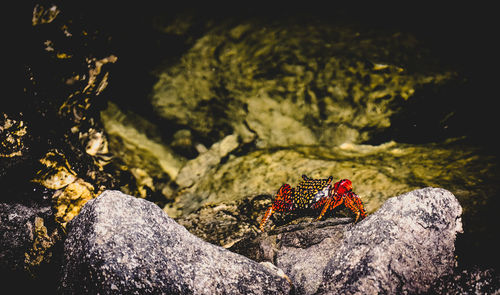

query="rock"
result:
[0,201,63,292]
[101,102,185,182]
[316,187,463,294]
[226,188,463,294]
[427,266,499,295]
[175,133,239,188]
[60,190,291,294]
[172,141,494,217]
[177,194,272,248]
[52,178,96,228]
[151,20,455,148]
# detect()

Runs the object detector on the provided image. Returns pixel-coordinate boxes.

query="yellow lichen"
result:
[24,217,60,276]
[32,4,60,26]
[52,178,95,228]
[56,52,73,59]
[58,55,117,121]
[0,115,28,158]
[32,150,77,189]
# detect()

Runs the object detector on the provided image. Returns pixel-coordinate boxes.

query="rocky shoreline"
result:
[4,3,499,294]
[2,188,498,294]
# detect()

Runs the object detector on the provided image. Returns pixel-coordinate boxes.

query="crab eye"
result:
[341,179,352,190]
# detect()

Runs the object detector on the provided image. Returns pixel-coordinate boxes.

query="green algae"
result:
[152,20,455,148]
[100,102,185,198]
[172,141,497,216]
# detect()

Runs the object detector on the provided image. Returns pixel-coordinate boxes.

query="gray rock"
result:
[317,187,463,294]
[229,188,463,295]
[0,201,62,292]
[428,266,499,295]
[274,219,351,295]
[60,190,291,294]
[0,201,61,274]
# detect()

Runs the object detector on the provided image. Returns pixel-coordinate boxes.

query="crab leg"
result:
[316,198,342,220]
[344,197,361,222]
[259,206,274,231]
[344,192,367,223]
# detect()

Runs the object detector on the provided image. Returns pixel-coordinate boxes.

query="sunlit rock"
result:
[61,190,291,294]
[32,151,78,190]
[52,179,95,228]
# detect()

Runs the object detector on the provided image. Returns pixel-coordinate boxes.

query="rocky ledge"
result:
[60,190,291,294]
[54,187,498,294]
[231,187,464,294]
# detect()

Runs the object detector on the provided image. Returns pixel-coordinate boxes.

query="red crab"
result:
[259,175,367,231]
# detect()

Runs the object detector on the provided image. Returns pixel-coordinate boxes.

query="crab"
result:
[259,175,367,231]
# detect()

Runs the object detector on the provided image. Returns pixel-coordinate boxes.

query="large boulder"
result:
[229,187,463,294]
[60,190,291,294]
[316,187,463,294]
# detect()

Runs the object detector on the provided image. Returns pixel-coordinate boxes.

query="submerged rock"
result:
[152,20,455,148]
[61,190,291,294]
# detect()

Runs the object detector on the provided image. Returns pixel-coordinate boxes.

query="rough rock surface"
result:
[171,142,497,219]
[0,201,62,292]
[428,267,499,295]
[226,188,463,294]
[60,190,291,294]
[316,187,463,294]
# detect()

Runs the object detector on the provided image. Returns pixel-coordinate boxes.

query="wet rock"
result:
[152,20,455,148]
[172,141,495,217]
[61,190,291,294]
[177,194,271,248]
[52,178,95,228]
[176,133,239,188]
[32,150,78,190]
[316,187,463,294]
[173,134,240,215]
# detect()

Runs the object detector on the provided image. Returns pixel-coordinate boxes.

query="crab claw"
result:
[259,206,274,231]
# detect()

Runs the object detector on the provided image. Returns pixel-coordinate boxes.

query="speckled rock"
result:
[427,266,499,295]
[180,187,464,294]
[0,202,61,273]
[317,187,463,294]
[0,201,63,292]
[60,190,291,294]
